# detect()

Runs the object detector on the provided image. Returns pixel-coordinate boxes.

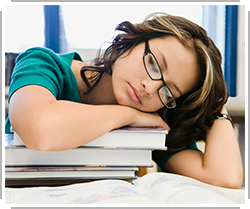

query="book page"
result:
[5,179,155,204]
[135,172,245,204]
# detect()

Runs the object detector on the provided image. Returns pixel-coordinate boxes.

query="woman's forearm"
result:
[165,105,243,188]
[9,86,133,151]
[9,86,169,151]
[202,106,243,188]
[27,101,137,151]
[35,103,169,151]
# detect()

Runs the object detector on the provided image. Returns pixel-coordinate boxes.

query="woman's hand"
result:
[127,107,170,131]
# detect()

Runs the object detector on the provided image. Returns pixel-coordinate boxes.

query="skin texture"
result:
[111,36,200,112]
[9,36,243,189]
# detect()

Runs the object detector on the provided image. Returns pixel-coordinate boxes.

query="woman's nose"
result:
[141,79,162,97]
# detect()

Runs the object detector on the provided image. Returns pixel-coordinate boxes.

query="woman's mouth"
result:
[126,83,142,104]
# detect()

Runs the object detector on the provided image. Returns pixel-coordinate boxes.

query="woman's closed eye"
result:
[148,56,160,73]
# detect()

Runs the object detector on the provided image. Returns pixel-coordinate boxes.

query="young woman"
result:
[6,13,243,189]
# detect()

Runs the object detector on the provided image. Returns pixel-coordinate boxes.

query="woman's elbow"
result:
[223,170,243,189]
[220,177,243,189]
[17,126,53,151]
[12,116,55,151]
[10,110,59,151]
[209,169,244,189]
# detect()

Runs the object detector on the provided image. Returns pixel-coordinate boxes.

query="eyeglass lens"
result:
[158,86,176,108]
[144,53,162,80]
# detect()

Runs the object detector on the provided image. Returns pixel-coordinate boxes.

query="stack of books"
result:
[5,127,168,186]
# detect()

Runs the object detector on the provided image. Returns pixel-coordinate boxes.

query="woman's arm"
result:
[9,85,170,151]
[164,105,243,189]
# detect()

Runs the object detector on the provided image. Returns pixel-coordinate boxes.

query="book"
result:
[5,147,153,167]
[5,128,167,187]
[5,166,138,180]
[11,127,168,149]
[5,177,134,188]
[5,172,245,204]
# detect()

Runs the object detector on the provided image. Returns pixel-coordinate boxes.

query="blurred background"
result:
[4,4,245,186]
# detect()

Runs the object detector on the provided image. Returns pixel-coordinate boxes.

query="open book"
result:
[5,172,244,204]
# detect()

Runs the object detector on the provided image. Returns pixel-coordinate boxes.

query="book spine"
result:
[5,148,152,167]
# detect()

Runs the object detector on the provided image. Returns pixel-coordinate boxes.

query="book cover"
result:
[5,166,139,180]
[9,126,168,150]
[6,147,153,167]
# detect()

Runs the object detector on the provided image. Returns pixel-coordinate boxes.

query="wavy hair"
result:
[81,12,228,155]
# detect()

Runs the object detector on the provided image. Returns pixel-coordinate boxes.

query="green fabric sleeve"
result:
[5,47,82,134]
[9,47,81,102]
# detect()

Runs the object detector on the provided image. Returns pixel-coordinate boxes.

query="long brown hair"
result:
[81,12,228,154]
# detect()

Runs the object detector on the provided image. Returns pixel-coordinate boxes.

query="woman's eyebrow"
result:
[160,51,183,97]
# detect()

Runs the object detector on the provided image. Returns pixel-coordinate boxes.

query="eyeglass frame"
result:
[143,39,177,109]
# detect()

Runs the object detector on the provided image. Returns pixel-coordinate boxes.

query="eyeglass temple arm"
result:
[144,39,150,55]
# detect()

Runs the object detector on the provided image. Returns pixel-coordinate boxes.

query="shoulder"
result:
[10,47,80,100]
[19,46,55,57]
[15,47,58,66]
[17,47,77,61]
[15,47,82,72]
[153,141,202,172]
[165,148,203,171]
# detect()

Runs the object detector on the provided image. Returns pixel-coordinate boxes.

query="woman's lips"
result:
[126,83,142,104]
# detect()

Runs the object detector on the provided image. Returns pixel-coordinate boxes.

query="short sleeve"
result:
[5,47,82,134]
[9,47,81,102]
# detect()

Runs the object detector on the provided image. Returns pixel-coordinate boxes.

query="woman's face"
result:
[111,36,200,112]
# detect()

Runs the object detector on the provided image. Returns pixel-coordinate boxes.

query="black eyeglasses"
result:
[143,39,176,109]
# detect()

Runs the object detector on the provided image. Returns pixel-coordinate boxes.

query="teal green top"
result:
[5,47,83,134]
[153,141,200,172]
